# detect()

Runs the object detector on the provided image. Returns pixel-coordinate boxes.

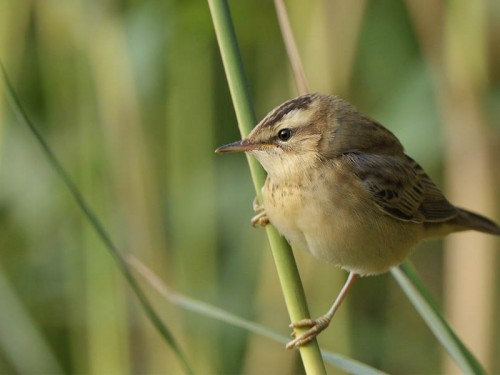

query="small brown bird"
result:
[216,93,500,349]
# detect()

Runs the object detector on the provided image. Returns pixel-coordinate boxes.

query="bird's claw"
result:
[286,317,331,349]
[251,211,269,227]
[251,196,269,227]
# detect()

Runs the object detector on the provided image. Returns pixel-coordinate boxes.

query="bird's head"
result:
[216,93,403,179]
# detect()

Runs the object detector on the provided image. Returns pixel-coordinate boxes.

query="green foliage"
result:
[0,1,499,374]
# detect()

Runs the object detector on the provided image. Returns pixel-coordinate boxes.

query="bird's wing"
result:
[345,153,458,223]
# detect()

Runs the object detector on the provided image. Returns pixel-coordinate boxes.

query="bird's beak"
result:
[215,139,261,153]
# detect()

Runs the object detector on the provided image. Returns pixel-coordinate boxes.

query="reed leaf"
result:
[0,62,193,375]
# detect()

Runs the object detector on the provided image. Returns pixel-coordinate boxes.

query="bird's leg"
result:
[286,272,359,349]
[251,196,269,227]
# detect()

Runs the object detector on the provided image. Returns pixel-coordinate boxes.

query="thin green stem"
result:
[207,1,326,373]
[392,263,486,375]
[129,255,388,375]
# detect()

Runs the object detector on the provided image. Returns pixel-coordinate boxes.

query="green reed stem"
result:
[206,1,326,374]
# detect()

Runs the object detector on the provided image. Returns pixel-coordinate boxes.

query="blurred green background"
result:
[0,0,499,374]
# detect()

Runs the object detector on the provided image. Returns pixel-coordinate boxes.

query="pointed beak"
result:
[215,139,261,153]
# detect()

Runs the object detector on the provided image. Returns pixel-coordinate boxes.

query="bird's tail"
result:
[451,208,500,235]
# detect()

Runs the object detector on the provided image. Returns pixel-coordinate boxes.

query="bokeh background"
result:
[1,0,499,374]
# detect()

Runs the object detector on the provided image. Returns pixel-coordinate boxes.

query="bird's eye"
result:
[278,128,292,141]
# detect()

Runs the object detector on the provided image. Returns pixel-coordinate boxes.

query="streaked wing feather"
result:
[345,153,458,223]
[406,156,458,221]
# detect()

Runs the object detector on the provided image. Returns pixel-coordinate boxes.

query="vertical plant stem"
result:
[273,0,310,95]
[207,0,326,373]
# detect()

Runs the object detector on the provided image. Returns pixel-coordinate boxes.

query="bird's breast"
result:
[262,163,423,275]
[262,176,308,247]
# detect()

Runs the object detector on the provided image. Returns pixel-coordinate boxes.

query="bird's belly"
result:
[263,180,423,276]
[298,212,421,275]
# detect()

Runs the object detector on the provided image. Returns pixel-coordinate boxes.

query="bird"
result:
[215,93,500,349]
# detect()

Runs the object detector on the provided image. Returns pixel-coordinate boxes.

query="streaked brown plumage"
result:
[216,93,500,348]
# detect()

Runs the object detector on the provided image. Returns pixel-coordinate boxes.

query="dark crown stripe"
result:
[260,94,315,128]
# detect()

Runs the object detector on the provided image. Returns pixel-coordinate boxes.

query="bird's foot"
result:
[286,316,331,349]
[251,211,269,227]
[251,197,269,227]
